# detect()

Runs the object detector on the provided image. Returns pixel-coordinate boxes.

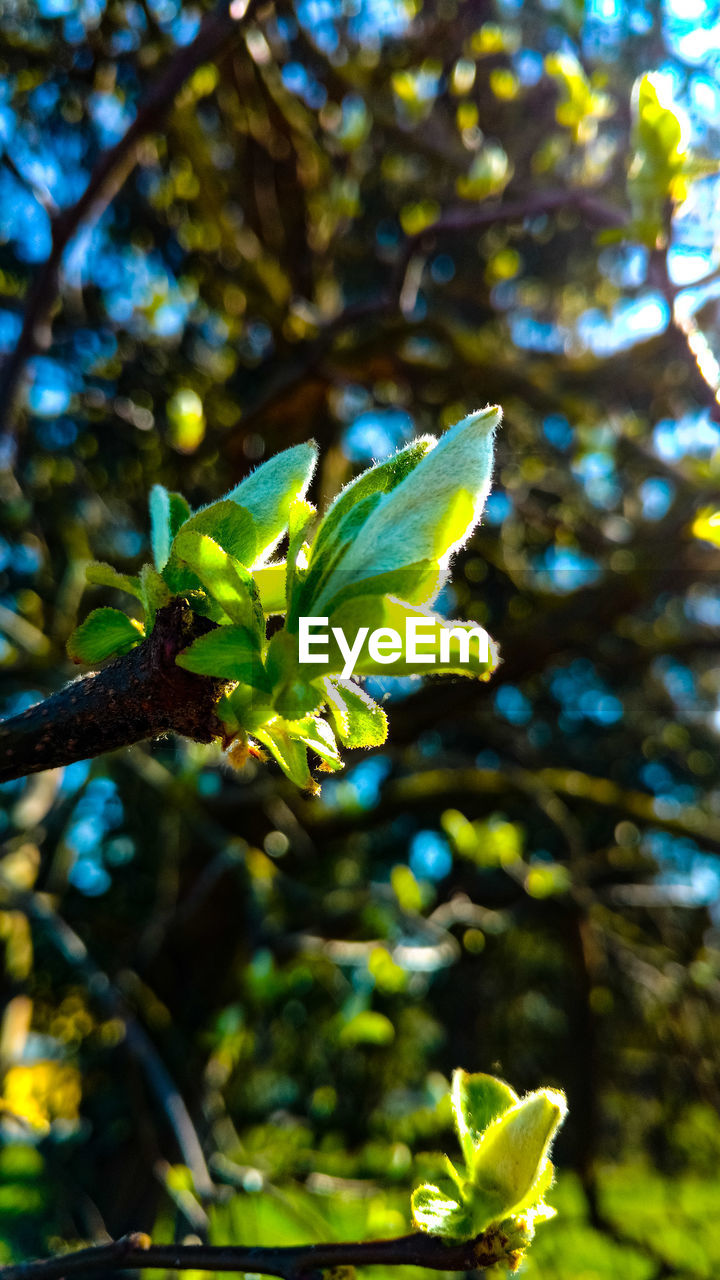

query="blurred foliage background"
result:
[1,0,720,1276]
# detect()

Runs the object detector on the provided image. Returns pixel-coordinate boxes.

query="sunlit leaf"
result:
[411,1184,474,1239]
[254,721,317,792]
[323,677,388,748]
[339,1010,395,1046]
[85,562,143,601]
[163,502,256,593]
[149,485,191,571]
[287,715,343,771]
[452,1069,519,1167]
[173,529,263,633]
[314,409,499,610]
[224,442,318,566]
[67,608,144,664]
[470,1089,567,1216]
[176,624,267,688]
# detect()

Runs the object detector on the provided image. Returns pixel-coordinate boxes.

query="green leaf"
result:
[175,501,256,565]
[295,492,384,621]
[629,73,692,246]
[216,684,274,734]
[310,597,498,680]
[339,1010,395,1046]
[254,563,287,615]
[265,630,325,720]
[254,721,317,792]
[470,1089,567,1218]
[452,1070,519,1168]
[411,1184,474,1239]
[163,501,256,596]
[176,625,267,689]
[224,442,317,565]
[316,559,443,616]
[139,564,171,631]
[315,409,499,609]
[173,529,263,634]
[85,562,143,601]
[503,1156,555,1221]
[67,608,144,664]
[310,437,435,567]
[323,678,388,748]
[286,498,316,616]
[288,715,343,772]
[149,485,191,571]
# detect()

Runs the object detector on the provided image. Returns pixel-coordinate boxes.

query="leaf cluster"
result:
[411,1070,567,1270]
[68,410,501,791]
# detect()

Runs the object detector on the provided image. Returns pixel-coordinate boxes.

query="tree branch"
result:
[0,0,258,438]
[0,600,225,784]
[0,1227,514,1280]
[229,185,629,455]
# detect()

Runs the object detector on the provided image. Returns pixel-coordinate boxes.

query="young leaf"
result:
[149,485,191,571]
[265,629,325,721]
[310,437,435,567]
[163,502,256,598]
[452,1070,519,1168]
[139,564,171,631]
[176,625,268,689]
[287,715,343,771]
[285,498,316,616]
[170,500,256,566]
[411,1185,474,1240]
[254,721,317,793]
[67,608,144,664]
[316,597,498,681]
[86,562,143,601]
[295,492,384,621]
[323,678,388,748]
[469,1089,567,1219]
[216,683,274,734]
[501,1156,555,1221]
[254,563,287,615]
[314,559,443,616]
[316,408,499,607]
[224,441,318,566]
[173,528,263,634]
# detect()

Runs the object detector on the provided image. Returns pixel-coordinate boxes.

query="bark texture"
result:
[0,600,225,783]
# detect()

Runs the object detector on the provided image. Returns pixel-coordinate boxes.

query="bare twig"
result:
[0,0,258,438]
[650,245,720,422]
[232,186,629,447]
[0,1227,514,1280]
[0,151,59,217]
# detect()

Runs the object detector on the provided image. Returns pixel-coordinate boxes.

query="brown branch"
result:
[648,244,720,423]
[0,599,225,784]
[230,186,629,452]
[0,1227,514,1280]
[297,762,720,857]
[0,0,258,438]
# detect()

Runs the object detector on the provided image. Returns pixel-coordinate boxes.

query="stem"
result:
[0,1229,512,1280]
[0,600,225,784]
